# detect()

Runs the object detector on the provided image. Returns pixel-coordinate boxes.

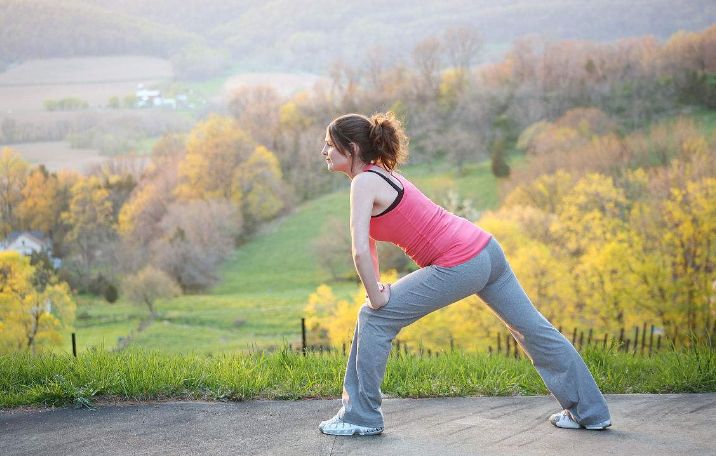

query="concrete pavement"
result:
[2,394,715,455]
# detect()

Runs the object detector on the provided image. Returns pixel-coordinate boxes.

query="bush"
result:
[104,284,119,303]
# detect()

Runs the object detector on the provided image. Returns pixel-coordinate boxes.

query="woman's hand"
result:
[366,283,391,310]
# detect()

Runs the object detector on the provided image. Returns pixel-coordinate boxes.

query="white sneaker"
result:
[319,414,384,436]
[549,410,611,430]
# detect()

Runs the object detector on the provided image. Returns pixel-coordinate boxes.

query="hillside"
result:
[2,0,714,75]
[0,0,198,63]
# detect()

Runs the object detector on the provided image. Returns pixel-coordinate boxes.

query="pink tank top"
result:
[363,163,493,268]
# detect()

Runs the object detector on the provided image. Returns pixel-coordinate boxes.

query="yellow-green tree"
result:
[174,115,255,201]
[0,147,29,236]
[60,176,116,283]
[16,165,60,233]
[233,145,286,227]
[661,178,716,338]
[0,251,75,353]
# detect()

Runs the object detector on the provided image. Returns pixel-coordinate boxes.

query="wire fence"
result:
[299,318,715,358]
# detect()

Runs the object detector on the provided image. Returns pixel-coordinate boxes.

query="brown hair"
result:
[327,111,408,172]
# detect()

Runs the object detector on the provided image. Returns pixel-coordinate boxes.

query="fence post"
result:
[571,327,578,345]
[641,322,647,355]
[603,333,608,349]
[619,328,625,351]
[578,331,584,350]
[496,333,502,354]
[656,334,662,351]
[343,342,346,356]
[633,326,639,354]
[72,332,77,357]
[301,318,306,356]
[625,339,631,352]
[587,328,593,346]
[648,325,655,355]
[450,335,454,352]
[506,334,511,355]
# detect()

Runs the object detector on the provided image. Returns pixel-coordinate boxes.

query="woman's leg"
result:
[338,250,492,428]
[475,238,611,426]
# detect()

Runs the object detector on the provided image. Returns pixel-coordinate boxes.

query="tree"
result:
[0,251,75,354]
[0,147,29,236]
[442,25,482,91]
[151,199,242,291]
[233,146,287,229]
[17,165,60,233]
[490,137,511,178]
[59,176,117,290]
[122,265,181,318]
[412,37,443,98]
[174,115,255,201]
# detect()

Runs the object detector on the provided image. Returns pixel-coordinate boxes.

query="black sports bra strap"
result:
[364,169,404,193]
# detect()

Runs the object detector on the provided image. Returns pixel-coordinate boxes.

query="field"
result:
[0,56,173,112]
[8,141,104,173]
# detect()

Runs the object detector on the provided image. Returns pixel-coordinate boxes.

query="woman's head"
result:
[323,111,408,174]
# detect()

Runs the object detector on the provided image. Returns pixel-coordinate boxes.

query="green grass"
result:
[1,343,713,409]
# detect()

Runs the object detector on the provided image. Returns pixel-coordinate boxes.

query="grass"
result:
[1,343,713,409]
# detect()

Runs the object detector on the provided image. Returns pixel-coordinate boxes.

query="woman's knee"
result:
[357,304,400,339]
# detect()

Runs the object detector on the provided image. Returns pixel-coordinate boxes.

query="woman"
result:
[317,112,611,436]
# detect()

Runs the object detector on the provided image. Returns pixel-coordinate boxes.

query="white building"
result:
[0,230,62,269]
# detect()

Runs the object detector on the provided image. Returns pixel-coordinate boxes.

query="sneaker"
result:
[549,410,612,430]
[319,415,384,436]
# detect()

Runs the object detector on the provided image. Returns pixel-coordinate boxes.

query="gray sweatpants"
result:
[337,236,611,428]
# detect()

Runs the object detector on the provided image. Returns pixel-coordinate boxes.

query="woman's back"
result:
[363,163,492,268]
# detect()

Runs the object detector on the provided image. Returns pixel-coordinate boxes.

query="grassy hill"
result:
[64,156,516,355]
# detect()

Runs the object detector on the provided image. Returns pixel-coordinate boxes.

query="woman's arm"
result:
[350,174,389,309]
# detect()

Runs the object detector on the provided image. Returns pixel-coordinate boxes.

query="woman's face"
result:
[321,129,351,174]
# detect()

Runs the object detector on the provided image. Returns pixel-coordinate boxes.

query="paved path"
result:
[2,394,715,455]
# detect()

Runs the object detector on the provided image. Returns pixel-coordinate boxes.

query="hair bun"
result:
[328,111,408,171]
[367,111,407,170]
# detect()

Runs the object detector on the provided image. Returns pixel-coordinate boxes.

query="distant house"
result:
[135,83,163,108]
[0,230,62,269]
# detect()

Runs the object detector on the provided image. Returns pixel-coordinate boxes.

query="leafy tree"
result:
[59,176,117,290]
[0,147,29,236]
[17,165,60,234]
[233,145,287,229]
[174,115,255,201]
[0,251,75,354]
[122,265,181,318]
